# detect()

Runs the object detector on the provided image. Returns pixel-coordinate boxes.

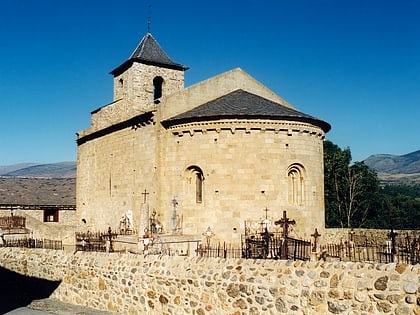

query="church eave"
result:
[110,59,189,76]
[77,112,155,145]
[0,204,76,210]
[161,115,331,133]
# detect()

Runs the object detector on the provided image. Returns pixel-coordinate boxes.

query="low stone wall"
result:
[323,228,418,245]
[0,248,419,314]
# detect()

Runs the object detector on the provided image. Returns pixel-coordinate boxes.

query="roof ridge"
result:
[129,32,149,59]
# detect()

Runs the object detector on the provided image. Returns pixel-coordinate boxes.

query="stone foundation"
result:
[0,248,418,314]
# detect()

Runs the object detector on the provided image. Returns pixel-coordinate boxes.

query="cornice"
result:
[167,119,326,139]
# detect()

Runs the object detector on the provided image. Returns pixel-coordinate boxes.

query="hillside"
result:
[0,162,76,178]
[364,150,420,184]
[0,163,38,175]
[1,149,419,183]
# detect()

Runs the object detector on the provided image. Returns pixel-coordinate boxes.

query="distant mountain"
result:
[364,150,420,174]
[0,162,76,178]
[2,151,420,182]
[0,163,38,175]
[364,150,420,184]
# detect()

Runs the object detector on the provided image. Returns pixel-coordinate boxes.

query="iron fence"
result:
[75,230,119,252]
[196,242,243,258]
[322,239,420,264]
[193,234,313,260]
[0,216,26,229]
[73,226,419,265]
[242,232,280,259]
[286,237,312,261]
[197,237,419,264]
[241,230,312,260]
[2,238,63,250]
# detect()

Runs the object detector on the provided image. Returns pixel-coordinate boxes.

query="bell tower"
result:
[110,32,188,109]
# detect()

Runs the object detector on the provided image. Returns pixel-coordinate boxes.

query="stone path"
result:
[5,298,118,315]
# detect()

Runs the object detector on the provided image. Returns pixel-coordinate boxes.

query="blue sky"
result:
[1,0,419,165]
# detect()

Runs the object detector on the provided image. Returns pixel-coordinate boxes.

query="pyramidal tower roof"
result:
[110,32,188,76]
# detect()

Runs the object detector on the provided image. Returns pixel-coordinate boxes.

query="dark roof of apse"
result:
[162,89,331,132]
[110,32,188,76]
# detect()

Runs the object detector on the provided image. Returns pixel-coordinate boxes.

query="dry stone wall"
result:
[0,248,419,314]
[323,228,418,245]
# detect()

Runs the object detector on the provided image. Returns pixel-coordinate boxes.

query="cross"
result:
[172,196,178,208]
[311,228,321,252]
[274,211,296,259]
[274,211,296,239]
[263,207,269,218]
[262,207,270,230]
[263,207,270,220]
[142,189,149,203]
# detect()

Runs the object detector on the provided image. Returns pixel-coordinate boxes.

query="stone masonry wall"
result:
[0,248,418,314]
[323,228,418,245]
[76,122,158,233]
[159,119,326,241]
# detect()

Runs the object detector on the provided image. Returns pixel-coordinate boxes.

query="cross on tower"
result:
[142,189,149,203]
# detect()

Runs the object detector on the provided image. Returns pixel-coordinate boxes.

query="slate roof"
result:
[110,32,188,75]
[162,89,331,132]
[0,177,76,207]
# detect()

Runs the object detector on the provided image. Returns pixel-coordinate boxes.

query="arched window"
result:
[287,164,305,206]
[153,76,164,101]
[186,166,204,203]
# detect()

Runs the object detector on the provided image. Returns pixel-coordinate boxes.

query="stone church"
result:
[76,32,331,244]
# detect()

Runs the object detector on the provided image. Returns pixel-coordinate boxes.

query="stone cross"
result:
[171,196,179,234]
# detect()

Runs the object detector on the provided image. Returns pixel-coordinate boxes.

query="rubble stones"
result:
[375,275,388,290]
[405,283,418,294]
[0,247,418,315]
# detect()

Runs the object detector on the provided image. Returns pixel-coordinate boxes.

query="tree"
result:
[324,141,351,227]
[324,141,380,228]
[380,185,420,230]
